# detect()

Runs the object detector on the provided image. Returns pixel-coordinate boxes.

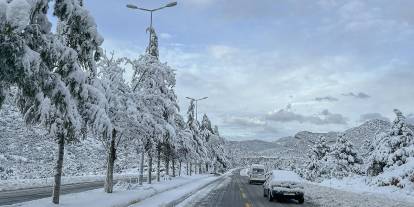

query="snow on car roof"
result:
[251,164,265,168]
[271,170,303,182]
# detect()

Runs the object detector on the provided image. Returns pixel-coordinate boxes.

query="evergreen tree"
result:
[303,136,330,181]
[97,52,134,193]
[186,100,207,169]
[127,27,180,181]
[326,134,362,178]
[1,1,112,203]
[368,109,414,176]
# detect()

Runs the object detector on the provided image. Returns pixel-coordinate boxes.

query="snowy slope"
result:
[228,119,393,167]
[0,98,139,180]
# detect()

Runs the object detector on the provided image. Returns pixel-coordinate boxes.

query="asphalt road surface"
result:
[192,169,319,207]
[0,177,148,206]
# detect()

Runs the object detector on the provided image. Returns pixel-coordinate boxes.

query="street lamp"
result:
[126,2,177,50]
[186,97,208,122]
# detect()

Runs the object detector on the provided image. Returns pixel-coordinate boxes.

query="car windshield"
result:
[252,168,264,174]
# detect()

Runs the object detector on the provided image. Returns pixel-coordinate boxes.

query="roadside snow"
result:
[130,175,222,207]
[306,183,414,207]
[7,174,216,207]
[0,173,142,191]
[319,176,414,204]
[177,175,232,207]
[240,168,249,177]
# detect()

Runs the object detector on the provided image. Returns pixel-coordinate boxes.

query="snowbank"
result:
[130,175,222,207]
[176,174,232,207]
[240,168,249,177]
[8,174,218,207]
[319,175,414,204]
[374,157,414,190]
[0,173,142,191]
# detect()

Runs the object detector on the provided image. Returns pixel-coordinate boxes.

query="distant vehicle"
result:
[248,164,266,184]
[263,170,304,204]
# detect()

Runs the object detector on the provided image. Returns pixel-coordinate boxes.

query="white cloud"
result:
[266,108,348,125]
[159,33,172,40]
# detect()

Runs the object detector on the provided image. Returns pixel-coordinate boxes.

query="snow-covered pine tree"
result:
[303,136,330,181]
[175,115,193,176]
[1,0,112,204]
[367,109,414,176]
[127,27,180,181]
[200,114,213,171]
[325,134,362,178]
[97,52,134,193]
[209,126,229,172]
[186,100,207,172]
[52,0,113,202]
[54,0,104,77]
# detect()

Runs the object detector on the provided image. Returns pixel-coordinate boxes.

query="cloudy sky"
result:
[82,0,414,141]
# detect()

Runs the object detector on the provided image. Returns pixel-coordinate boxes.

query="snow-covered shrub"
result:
[303,134,362,181]
[367,109,414,176]
[325,134,363,178]
[302,136,330,181]
[373,157,414,190]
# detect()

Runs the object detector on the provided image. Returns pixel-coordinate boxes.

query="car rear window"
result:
[252,168,264,174]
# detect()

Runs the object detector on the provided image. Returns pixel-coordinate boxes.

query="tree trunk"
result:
[179,161,182,176]
[172,158,176,177]
[165,157,170,176]
[139,150,144,185]
[199,163,202,174]
[157,148,161,182]
[186,162,189,175]
[189,163,192,175]
[206,163,209,173]
[52,134,65,204]
[148,153,152,184]
[104,129,117,193]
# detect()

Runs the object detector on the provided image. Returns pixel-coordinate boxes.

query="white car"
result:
[263,170,305,204]
[248,164,266,184]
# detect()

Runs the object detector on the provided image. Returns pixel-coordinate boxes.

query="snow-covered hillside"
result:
[228,119,396,167]
[0,96,138,180]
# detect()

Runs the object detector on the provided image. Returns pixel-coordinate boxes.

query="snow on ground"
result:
[318,176,414,204]
[305,183,414,207]
[176,175,232,207]
[0,173,142,191]
[239,168,249,176]
[130,175,223,207]
[7,174,217,207]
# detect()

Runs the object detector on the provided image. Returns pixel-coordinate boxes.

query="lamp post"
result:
[126,2,177,49]
[186,97,208,122]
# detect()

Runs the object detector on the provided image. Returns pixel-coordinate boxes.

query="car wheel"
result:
[263,189,267,197]
[298,196,304,204]
[268,190,273,202]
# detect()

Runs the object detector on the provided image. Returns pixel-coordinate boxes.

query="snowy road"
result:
[0,178,149,206]
[183,169,318,207]
[181,169,414,207]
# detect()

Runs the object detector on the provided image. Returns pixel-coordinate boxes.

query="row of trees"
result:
[0,0,228,204]
[301,109,414,186]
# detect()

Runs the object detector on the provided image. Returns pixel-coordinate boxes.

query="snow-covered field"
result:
[319,176,414,203]
[8,174,221,207]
